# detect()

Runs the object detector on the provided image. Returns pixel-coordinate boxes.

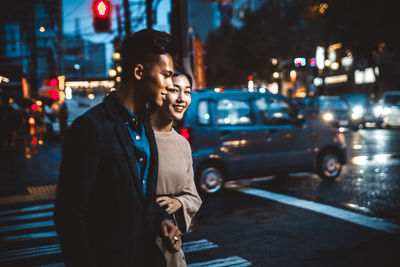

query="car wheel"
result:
[317,151,342,180]
[197,164,224,194]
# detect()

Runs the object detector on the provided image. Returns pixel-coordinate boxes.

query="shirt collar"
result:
[109,92,148,126]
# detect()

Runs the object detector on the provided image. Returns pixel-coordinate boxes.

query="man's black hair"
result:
[121,28,175,83]
[173,65,193,89]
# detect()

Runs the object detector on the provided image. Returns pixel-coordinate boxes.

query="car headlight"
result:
[351,112,361,120]
[352,105,364,115]
[374,105,383,116]
[322,112,334,121]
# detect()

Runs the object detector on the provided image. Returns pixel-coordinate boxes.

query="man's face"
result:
[141,54,174,108]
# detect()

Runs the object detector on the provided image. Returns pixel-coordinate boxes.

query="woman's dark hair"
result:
[173,65,193,89]
[121,28,175,83]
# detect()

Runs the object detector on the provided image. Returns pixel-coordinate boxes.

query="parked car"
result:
[309,96,360,130]
[174,90,347,194]
[375,91,400,128]
[340,93,377,128]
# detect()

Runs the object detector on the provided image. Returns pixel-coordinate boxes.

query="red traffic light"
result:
[92,0,112,33]
[94,0,110,18]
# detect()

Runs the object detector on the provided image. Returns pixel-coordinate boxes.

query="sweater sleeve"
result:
[173,144,202,233]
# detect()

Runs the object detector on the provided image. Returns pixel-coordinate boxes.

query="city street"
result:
[0,126,399,266]
[2,1,399,266]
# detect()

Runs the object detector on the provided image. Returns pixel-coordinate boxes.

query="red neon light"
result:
[50,90,59,100]
[31,103,39,111]
[50,78,58,88]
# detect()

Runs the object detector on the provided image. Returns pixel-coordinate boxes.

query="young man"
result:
[54,29,181,267]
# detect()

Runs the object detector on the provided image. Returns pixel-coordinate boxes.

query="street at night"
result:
[2,0,400,266]
[1,126,399,266]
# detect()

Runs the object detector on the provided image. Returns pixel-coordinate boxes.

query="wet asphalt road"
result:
[0,128,400,266]
[237,128,400,225]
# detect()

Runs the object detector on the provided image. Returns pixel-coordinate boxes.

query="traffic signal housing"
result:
[92,0,112,33]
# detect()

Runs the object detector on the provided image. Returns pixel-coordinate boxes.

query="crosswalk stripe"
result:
[0,238,218,263]
[188,256,251,267]
[238,187,400,235]
[0,211,53,223]
[0,244,61,262]
[40,263,65,267]
[182,239,218,253]
[0,220,54,232]
[0,203,54,216]
[0,231,57,241]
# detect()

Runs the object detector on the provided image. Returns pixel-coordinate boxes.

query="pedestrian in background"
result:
[151,66,202,266]
[0,94,18,171]
[58,92,69,142]
[54,29,181,267]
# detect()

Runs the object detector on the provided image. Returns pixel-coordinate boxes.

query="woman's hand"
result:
[156,196,182,214]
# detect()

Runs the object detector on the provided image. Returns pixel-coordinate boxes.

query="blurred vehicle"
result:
[309,96,360,130]
[340,93,377,128]
[374,91,400,128]
[292,97,312,111]
[175,90,347,194]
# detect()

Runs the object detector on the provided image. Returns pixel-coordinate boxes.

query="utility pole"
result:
[170,0,189,69]
[28,0,38,95]
[146,0,153,29]
[123,0,131,36]
[116,4,122,40]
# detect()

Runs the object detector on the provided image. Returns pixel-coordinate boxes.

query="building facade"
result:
[0,0,63,96]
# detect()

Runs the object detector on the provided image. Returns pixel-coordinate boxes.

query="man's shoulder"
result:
[71,101,109,128]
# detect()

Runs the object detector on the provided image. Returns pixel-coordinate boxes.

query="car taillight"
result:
[180,127,191,143]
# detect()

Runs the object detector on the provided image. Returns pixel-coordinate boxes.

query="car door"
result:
[255,96,310,173]
[212,98,268,178]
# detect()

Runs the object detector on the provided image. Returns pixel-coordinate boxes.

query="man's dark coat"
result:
[54,93,168,267]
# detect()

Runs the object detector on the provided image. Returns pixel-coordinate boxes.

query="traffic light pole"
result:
[146,0,153,29]
[170,0,189,68]
[123,0,131,36]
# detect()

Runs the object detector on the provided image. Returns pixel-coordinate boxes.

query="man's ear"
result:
[133,64,144,80]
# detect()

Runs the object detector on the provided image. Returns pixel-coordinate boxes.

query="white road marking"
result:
[0,244,61,262]
[188,256,251,267]
[239,187,400,235]
[0,231,57,241]
[0,220,54,232]
[0,203,54,216]
[0,211,53,223]
[182,239,218,253]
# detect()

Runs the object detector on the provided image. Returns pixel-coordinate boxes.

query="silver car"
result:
[175,90,347,193]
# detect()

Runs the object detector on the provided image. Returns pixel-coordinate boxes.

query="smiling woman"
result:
[150,66,202,266]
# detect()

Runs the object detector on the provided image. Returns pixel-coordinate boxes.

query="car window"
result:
[215,99,253,125]
[320,99,348,110]
[384,95,400,106]
[256,97,293,125]
[197,100,211,125]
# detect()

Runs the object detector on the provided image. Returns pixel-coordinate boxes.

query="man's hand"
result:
[157,196,182,214]
[161,219,182,252]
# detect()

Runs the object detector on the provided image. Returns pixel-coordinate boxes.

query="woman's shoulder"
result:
[171,128,192,153]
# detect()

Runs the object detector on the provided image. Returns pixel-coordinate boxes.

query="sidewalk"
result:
[0,136,61,205]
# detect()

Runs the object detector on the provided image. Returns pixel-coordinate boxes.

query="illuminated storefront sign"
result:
[324,74,348,84]
[65,80,115,89]
[354,68,377,84]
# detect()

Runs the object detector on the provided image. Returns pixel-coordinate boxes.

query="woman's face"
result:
[162,74,192,121]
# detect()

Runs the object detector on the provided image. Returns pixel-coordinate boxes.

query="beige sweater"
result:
[154,128,202,233]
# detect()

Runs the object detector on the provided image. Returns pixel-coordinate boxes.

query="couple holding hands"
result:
[54,29,202,267]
